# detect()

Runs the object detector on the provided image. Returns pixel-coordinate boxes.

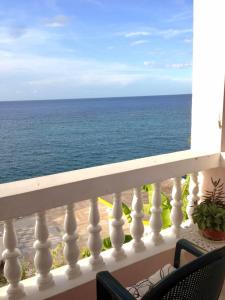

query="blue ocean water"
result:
[0,95,191,184]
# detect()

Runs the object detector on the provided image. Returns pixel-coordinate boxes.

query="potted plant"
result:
[192,178,225,241]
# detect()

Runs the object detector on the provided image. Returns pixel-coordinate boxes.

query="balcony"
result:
[0,150,225,300]
[1,0,225,299]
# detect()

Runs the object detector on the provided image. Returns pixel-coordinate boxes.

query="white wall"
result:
[191,0,225,152]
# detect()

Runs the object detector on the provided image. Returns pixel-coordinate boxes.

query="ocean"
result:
[0,94,191,184]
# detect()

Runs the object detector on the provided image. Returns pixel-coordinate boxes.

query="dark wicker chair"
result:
[96,239,225,300]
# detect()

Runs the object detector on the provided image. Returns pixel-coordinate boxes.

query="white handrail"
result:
[0,150,220,221]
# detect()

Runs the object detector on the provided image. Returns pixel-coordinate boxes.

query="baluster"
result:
[87,197,104,269]
[171,177,183,237]
[2,219,25,299]
[63,204,81,279]
[33,211,54,289]
[150,183,163,244]
[110,192,126,260]
[187,173,199,224]
[130,187,145,251]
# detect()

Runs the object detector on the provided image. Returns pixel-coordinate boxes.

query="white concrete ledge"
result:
[0,228,178,300]
[0,150,220,220]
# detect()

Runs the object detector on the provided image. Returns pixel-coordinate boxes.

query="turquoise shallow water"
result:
[0,94,191,184]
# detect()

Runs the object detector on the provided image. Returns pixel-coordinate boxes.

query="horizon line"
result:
[0,93,192,103]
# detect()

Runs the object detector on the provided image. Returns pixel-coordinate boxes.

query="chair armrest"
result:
[174,239,205,268]
[96,271,136,300]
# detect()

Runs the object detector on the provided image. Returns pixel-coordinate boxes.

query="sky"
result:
[0,0,193,101]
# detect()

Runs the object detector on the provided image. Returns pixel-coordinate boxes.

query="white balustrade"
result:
[63,203,81,278]
[2,219,25,299]
[0,151,220,299]
[33,211,54,289]
[130,187,145,251]
[150,183,163,244]
[110,192,126,260]
[87,197,104,269]
[187,173,199,224]
[171,177,183,237]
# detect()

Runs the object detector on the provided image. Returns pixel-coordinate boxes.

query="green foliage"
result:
[98,197,132,223]
[121,203,132,223]
[203,178,225,204]
[0,268,7,288]
[193,178,225,231]
[92,176,190,258]
[142,184,172,229]
[193,202,225,231]
[99,177,190,232]
[142,176,189,229]
[81,234,133,258]
[102,234,132,250]
[161,192,172,229]
[181,175,190,220]
[81,247,91,258]
[51,242,65,269]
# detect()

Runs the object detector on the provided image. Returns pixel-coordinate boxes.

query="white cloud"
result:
[28,73,143,87]
[125,31,150,38]
[0,53,192,100]
[143,61,156,67]
[166,10,192,23]
[144,61,192,69]
[43,15,69,28]
[166,63,192,69]
[184,38,192,43]
[130,39,149,46]
[0,50,13,57]
[0,26,25,44]
[0,54,146,88]
[159,28,192,39]
[122,27,192,40]
[0,26,51,46]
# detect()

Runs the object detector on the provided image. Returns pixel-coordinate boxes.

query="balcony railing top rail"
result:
[0,150,220,221]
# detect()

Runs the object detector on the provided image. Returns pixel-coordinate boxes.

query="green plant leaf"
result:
[181,175,190,220]
[98,197,132,223]
[143,184,154,209]
[98,197,113,209]
[122,202,132,223]
[161,207,172,229]
[143,203,151,215]
[103,237,112,249]
[81,248,91,258]
[124,234,133,243]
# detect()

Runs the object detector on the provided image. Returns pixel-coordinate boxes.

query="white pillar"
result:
[110,192,126,260]
[130,187,145,251]
[2,219,25,299]
[171,178,183,237]
[150,183,163,244]
[88,198,104,269]
[34,211,54,290]
[187,173,199,224]
[63,204,81,279]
